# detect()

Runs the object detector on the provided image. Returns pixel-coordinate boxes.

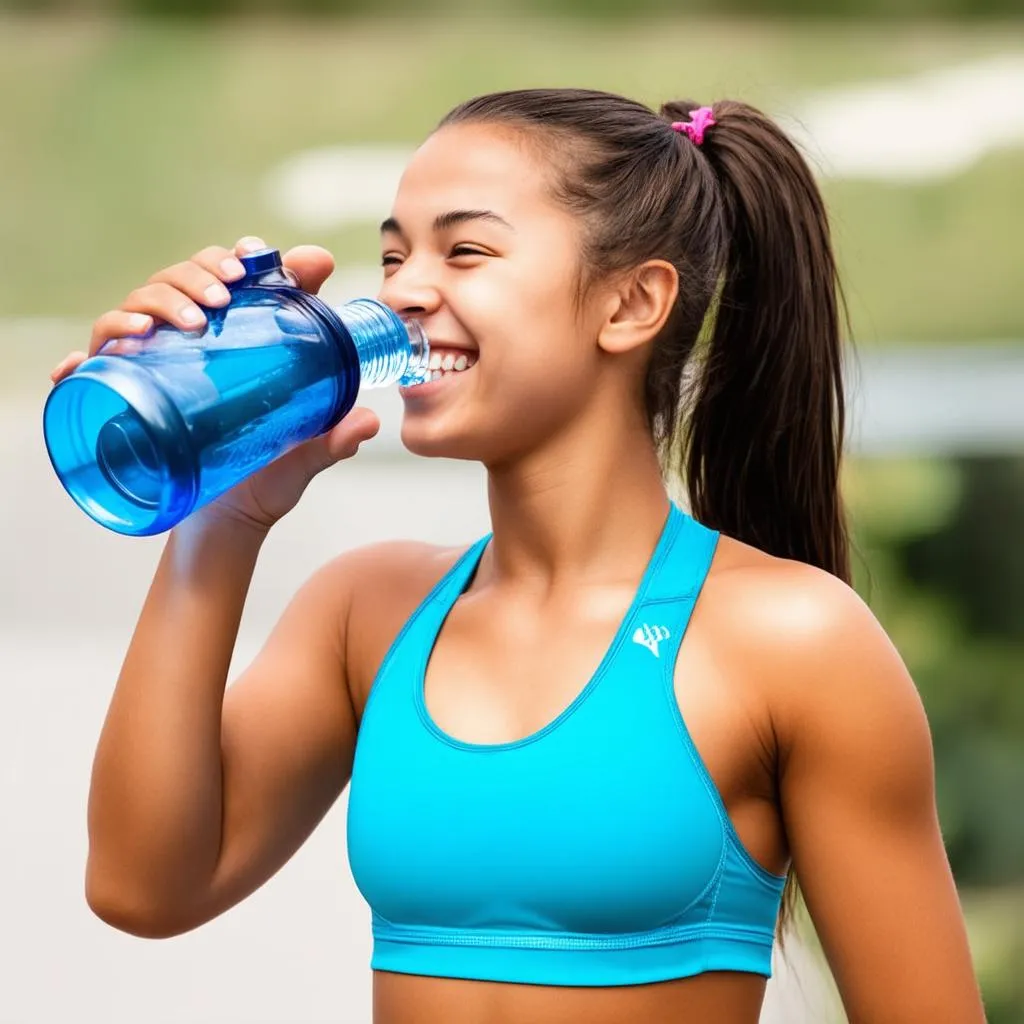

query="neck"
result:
[481,412,671,593]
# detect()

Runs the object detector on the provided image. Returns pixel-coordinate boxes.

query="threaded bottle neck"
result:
[334,298,430,389]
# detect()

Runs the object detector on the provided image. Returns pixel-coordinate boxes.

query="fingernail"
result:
[220,257,245,279]
[128,313,152,331]
[238,236,266,252]
[49,357,70,379]
[180,305,204,326]
[204,282,230,305]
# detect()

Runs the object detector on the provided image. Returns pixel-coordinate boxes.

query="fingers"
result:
[76,235,333,379]
[299,406,381,476]
[87,309,154,356]
[90,282,206,353]
[87,244,249,355]
[49,351,88,385]
[189,244,247,283]
[144,252,240,318]
[329,406,381,455]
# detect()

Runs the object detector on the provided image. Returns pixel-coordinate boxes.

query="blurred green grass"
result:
[1,13,1022,342]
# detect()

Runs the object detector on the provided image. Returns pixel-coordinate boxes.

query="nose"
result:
[376,260,443,320]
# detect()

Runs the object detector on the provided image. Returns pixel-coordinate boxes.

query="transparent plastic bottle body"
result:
[43,249,429,536]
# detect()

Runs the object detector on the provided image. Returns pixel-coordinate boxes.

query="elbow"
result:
[84,864,199,940]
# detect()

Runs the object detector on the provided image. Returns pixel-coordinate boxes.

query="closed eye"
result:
[381,246,489,268]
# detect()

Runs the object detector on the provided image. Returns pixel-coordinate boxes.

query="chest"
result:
[352,576,774,819]
[453,590,767,790]
[347,570,786,940]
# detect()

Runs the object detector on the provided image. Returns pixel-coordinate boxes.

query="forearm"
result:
[85,512,268,926]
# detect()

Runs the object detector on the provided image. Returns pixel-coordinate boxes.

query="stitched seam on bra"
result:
[360,539,487,726]
[372,921,775,951]
[663,656,785,892]
[415,506,684,754]
[706,832,728,924]
[657,539,787,892]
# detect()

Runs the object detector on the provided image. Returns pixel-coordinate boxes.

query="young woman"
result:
[51,89,985,1023]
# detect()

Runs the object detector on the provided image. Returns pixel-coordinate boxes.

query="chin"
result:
[399,417,482,462]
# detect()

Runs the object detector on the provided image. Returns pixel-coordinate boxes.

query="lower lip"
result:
[398,364,475,398]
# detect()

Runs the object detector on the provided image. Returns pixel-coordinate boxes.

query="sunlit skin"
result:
[61,121,985,1024]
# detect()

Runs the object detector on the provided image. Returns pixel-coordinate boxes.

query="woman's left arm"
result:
[770,569,987,1023]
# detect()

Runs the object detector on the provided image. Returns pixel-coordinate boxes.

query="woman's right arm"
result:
[84,512,365,938]
[56,239,381,937]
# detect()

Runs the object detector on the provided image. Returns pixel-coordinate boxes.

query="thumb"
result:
[300,406,381,476]
[280,244,336,295]
[326,406,381,459]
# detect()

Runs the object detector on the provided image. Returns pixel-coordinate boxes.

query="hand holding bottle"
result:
[47,237,385,533]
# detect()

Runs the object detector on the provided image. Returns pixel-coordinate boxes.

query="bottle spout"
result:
[398,317,431,387]
[334,298,431,390]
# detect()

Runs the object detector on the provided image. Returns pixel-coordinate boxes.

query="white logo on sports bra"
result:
[632,623,671,658]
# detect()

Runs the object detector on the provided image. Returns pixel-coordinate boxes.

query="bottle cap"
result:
[239,248,283,278]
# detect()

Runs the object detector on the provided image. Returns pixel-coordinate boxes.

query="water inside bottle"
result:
[65,340,342,528]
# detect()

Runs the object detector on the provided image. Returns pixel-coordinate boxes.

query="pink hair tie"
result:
[671,106,716,146]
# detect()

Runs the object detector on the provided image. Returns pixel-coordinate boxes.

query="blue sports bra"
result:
[347,502,786,988]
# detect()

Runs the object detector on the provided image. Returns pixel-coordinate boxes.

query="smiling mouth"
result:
[407,348,478,385]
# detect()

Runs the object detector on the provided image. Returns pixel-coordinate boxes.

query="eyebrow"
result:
[380,209,515,237]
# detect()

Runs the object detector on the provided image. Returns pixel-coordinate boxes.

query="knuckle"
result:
[122,286,150,309]
[148,261,192,286]
[150,281,180,303]
[192,245,231,266]
[93,308,120,327]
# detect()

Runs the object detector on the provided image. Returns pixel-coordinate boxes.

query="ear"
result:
[596,260,678,356]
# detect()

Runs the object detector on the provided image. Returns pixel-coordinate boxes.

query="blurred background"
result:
[1,0,1021,1021]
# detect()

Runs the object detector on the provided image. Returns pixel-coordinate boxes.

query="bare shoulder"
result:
[708,533,929,772]
[708,547,983,1021]
[708,532,870,647]
[318,538,475,717]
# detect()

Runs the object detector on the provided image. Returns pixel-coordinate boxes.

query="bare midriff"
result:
[372,970,768,1024]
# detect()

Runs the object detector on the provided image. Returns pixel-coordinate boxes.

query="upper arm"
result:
[767,570,985,1023]
[194,551,359,922]
[195,540,439,925]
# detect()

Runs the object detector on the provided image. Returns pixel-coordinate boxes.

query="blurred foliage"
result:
[847,456,1024,1021]
[902,458,1024,886]
[849,456,1024,888]
[3,0,1023,16]
[1,15,1023,339]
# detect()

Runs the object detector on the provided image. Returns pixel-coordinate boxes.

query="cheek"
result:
[468,257,587,384]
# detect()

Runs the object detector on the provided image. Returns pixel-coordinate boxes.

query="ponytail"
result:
[681,100,850,583]
[677,99,852,943]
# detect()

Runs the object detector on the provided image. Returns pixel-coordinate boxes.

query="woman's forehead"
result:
[394,124,551,214]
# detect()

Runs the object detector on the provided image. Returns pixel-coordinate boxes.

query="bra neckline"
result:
[413,502,684,753]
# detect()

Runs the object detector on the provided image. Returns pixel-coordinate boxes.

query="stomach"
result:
[372,969,768,1024]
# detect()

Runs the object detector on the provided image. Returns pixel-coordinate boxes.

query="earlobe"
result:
[596,260,679,355]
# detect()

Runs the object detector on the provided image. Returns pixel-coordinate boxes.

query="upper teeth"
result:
[428,351,475,372]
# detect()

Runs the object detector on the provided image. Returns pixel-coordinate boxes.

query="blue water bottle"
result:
[43,248,430,537]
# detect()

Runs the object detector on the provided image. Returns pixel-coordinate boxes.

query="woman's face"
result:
[377,122,611,466]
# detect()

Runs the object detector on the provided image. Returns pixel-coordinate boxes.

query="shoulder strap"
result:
[640,508,720,606]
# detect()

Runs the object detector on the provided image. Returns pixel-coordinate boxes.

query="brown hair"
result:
[439,88,851,944]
